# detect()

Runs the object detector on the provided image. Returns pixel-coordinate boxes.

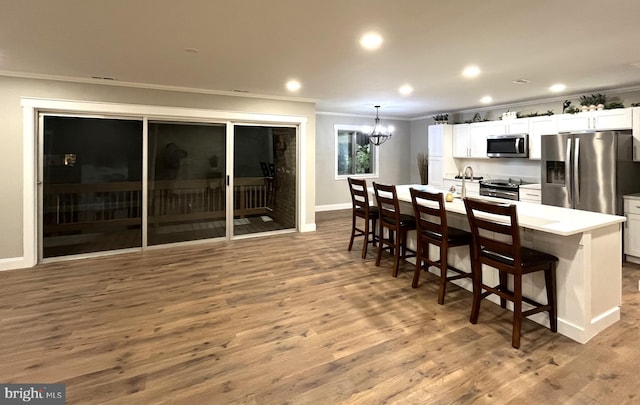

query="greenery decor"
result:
[433,113,449,124]
[565,106,580,114]
[605,102,625,109]
[631,102,640,107]
[516,110,554,118]
[579,93,607,106]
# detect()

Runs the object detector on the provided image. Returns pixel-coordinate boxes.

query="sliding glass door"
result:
[233,125,296,236]
[40,116,143,258]
[39,115,296,260]
[147,121,227,245]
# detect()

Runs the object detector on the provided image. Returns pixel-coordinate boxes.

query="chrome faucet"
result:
[461,165,474,199]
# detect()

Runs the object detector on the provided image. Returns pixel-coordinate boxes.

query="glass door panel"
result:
[147,121,226,245]
[41,116,143,258]
[233,125,296,236]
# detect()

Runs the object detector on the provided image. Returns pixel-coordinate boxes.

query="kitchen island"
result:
[379,184,625,344]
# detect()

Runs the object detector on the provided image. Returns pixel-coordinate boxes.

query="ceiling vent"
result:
[512,79,531,84]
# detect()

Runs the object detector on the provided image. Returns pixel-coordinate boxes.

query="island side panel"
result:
[587,223,622,338]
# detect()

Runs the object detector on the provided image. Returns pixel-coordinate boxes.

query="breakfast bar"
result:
[384,185,626,344]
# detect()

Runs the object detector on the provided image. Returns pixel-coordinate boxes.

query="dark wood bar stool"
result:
[347,177,379,258]
[373,183,416,277]
[463,197,558,349]
[410,188,472,305]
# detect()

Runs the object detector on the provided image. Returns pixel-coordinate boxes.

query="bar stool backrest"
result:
[410,188,448,239]
[373,183,400,225]
[348,177,372,213]
[463,197,523,269]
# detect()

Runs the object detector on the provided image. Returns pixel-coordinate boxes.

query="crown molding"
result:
[0,70,317,104]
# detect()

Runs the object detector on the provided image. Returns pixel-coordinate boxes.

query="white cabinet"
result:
[452,122,488,158]
[624,195,640,260]
[454,122,487,158]
[519,185,542,204]
[428,124,452,157]
[428,157,445,189]
[452,124,469,158]
[528,116,558,160]
[557,108,633,132]
[428,125,456,189]
[487,118,530,136]
[633,107,640,161]
[442,179,479,197]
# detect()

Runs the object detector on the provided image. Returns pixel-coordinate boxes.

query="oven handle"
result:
[480,187,519,199]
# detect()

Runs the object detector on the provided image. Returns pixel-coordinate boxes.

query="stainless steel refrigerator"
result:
[541,130,640,215]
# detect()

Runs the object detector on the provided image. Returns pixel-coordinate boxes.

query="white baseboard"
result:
[625,255,640,264]
[315,203,351,212]
[0,256,32,272]
[300,223,317,232]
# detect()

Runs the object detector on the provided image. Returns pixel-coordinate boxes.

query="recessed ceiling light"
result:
[399,84,413,96]
[286,80,301,92]
[462,65,480,78]
[184,48,200,54]
[360,32,383,50]
[550,83,566,92]
[480,95,493,104]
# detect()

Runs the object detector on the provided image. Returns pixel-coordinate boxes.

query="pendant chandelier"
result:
[367,105,394,146]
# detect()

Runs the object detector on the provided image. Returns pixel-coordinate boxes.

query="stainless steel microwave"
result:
[486,134,529,158]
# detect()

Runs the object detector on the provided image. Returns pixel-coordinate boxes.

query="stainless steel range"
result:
[479,179,522,201]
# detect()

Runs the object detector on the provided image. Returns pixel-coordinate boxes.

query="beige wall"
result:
[315,113,412,208]
[0,75,316,263]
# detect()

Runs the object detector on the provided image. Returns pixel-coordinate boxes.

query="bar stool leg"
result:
[512,273,523,349]
[392,229,402,277]
[470,258,482,324]
[545,263,558,332]
[437,244,448,305]
[375,222,384,267]
[499,272,508,309]
[412,240,424,288]
[348,213,356,252]
[361,217,369,259]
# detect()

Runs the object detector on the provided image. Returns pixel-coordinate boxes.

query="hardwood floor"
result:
[1,209,639,404]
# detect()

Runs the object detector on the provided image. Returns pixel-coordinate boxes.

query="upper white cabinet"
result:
[427,125,456,189]
[428,124,452,157]
[633,107,640,161]
[468,123,489,158]
[557,108,633,132]
[528,116,558,160]
[487,118,530,136]
[452,124,469,157]
[453,122,487,158]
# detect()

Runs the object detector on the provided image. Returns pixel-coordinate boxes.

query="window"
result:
[335,125,378,179]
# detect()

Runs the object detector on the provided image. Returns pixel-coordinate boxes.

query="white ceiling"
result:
[2,0,640,118]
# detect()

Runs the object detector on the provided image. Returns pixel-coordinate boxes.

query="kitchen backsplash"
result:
[450,158,541,182]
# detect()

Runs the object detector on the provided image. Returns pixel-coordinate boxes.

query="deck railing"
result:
[43,177,270,232]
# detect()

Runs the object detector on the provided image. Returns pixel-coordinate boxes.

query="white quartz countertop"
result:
[624,193,640,200]
[519,183,541,190]
[390,185,625,236]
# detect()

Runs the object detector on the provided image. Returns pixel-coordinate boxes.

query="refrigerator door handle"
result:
[566,138,572,205]
[574,137,580,205]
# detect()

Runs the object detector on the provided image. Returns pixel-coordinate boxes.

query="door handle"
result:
[574,138,580,205]
[566,138,572,205]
